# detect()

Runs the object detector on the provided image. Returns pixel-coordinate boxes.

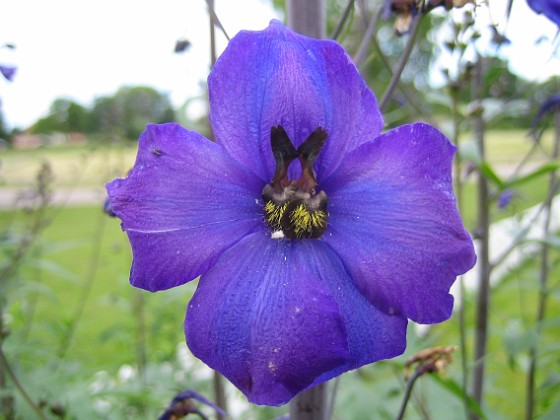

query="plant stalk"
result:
[395,370,422,420]
[286,0,327,417]
[470,56,490,419]
[379,11,423,111]
[524,109,560,420]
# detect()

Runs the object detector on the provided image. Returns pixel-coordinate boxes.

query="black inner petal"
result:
[262,125,329,240]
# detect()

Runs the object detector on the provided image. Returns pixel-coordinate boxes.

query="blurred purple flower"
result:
[498,189,514,209]
[159,389,226,420]
[0,65,16,81]
[532,92,560,128]
[527,0,560,26]
[107,20,475,406]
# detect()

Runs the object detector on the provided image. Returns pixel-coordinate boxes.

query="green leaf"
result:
[430,375,487,419]
[479,161,506,189]
[505,160,560,189]
[540,399,560,420]
[457,140,505,188]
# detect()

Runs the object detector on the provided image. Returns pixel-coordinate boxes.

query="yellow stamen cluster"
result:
[264,201,287,229]
[287,204,328,238]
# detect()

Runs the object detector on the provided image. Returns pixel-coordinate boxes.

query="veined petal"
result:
[322,123,476,324]
[209,20,383,182]
[106,123,264,291]
[186,232,407,406]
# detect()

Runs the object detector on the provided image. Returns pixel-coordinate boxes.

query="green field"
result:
[1,130,559,418]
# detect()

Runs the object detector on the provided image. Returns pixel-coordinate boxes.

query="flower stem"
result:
[213,372,227,420]
[395,370,422,420]
[290,384,328,420]
[524,108,560,420]
[330,0,355,40]
[449,82,470,420]
[285,1,328,417]
[470,56,490,419]
[0,348,47,420]
[379,11,423,111]
[287,0,326,39]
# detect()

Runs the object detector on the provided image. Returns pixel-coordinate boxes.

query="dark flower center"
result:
[261,125,328,240]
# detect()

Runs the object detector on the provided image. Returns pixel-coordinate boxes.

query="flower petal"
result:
[106,123,264,292]
[527,0,560,26]
[186,232,407,405]
[208,20,383,182]
[322,123,476,324]
[0,65,16,81]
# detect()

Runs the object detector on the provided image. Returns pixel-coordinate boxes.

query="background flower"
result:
[526,0,560,26]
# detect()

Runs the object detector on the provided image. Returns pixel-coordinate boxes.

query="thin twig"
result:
[490,178,560,270]
[213,372,227,420]
[470,57,490,420]
[449,82,471,420]
[353,5,382,68]
[396,370,422,420]
[379,12,423,111]
[57,211,106,360]
[367,35,432,122]
[326,377,340,419]
[204,0,230,41]
[330,0,355,40]
[524,110,560,420]
[0,349,47,420]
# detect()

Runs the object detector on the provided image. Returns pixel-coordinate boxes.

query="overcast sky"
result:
[0,0,279,128]
[0,0,559,129]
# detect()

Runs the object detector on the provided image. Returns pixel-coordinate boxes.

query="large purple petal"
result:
[186,232,407,405]
[527,0,560,26]
[208,20,383,182]
[322,123,476,324]
[106,123,264,292]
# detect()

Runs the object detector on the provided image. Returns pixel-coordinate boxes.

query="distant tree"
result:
[0,108,9,141]
[118,86,176,139]
[30,98,90,134]
[90,86,175,140]
[89,95,125,138]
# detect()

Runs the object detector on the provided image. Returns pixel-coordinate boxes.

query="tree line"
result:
[29,85,176,141]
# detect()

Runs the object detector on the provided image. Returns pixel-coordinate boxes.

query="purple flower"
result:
[159,389,226,420]
[527,0,560,26]
[498,189,514,209]
[106,20,475,406]
[0,65,16,81]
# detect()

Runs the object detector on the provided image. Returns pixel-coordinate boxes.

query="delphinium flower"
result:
[106,20,476,406]
[159,389,226,420]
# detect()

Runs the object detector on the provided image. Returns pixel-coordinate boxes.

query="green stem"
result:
[290,384,328,420]
[379,12,423,111]
[0,348,47,420]
[330,0,354,40]
[395,370,422,420]
[470,56,490,420]
[449,83,471,420]
[524,109,560,420]
[57,211,106,359]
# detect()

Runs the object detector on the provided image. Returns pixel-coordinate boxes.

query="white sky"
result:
[0,0,559,129]
[0,0,279,128]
